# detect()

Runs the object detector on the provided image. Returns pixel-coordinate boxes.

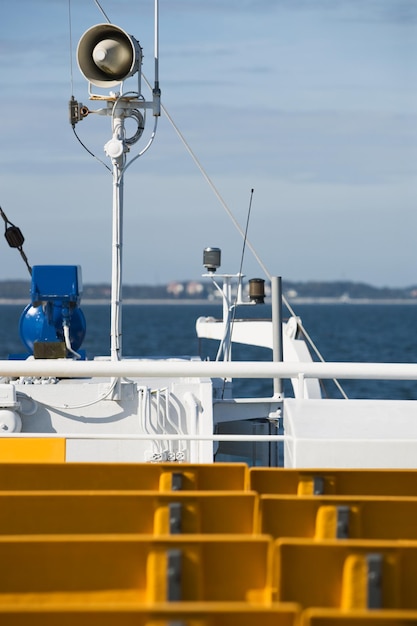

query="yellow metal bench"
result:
[300,608,417,625]
[274,538,417,610]
[0,490,258,535]
[258,495,417,540]
[0,603,301,626]
[0,535,273,605]
[0,462,249,491]
[250,468,417,497]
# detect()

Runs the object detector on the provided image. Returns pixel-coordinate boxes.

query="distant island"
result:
[1,279,417,303]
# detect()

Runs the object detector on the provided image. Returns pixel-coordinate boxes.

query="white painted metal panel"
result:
[284,398,417,468]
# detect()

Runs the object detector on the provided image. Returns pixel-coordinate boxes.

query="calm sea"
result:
[1,302,417,400]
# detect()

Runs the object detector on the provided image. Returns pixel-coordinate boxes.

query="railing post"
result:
[272,276,284,395]
[298,373,305,399]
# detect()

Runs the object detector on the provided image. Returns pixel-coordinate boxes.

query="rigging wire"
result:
[68,0,111,172]
[67,3,346,398]
[237,188,254,284]
[141,74,347,399]
[142,76,272,281]
[228,188,255,355]
[217,188,254,396]
[30,377,120,411]
[71,125,112,172]
[0,207,32,276]
[110,92,158,180]
[122,116,158,176]
[93,0,111,23]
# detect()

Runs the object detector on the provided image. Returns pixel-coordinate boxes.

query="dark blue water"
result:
[1,302,417,400]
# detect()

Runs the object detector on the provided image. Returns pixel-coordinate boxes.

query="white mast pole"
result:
[107,105,126,362]
[76,3,160,363]
[109,0,159,360]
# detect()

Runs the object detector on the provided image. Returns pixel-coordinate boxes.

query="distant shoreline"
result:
[1,298,417,306]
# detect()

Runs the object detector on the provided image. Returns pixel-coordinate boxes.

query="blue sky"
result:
[0,0,416,287]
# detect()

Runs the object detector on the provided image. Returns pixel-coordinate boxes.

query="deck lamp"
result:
[77,23,142,88]
[203,248,221,273]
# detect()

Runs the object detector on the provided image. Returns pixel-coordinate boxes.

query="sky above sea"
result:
[1,0,416,288]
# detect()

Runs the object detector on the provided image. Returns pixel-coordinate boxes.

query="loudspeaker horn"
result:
[77,23,141,88]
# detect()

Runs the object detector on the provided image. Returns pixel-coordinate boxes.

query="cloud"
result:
[1,0,416,287]
[160,0,417,23]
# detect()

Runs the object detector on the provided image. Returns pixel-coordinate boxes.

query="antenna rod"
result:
[237,188,254,279]
[153,0,161,116]
[154,0,159,87]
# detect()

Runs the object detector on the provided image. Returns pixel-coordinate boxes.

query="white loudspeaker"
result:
[77,23,141,88]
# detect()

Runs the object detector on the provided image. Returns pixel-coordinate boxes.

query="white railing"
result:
[0,432,286,441]
[1,359,417,381]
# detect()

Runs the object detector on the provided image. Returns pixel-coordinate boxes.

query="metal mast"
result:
[72,1,161,361]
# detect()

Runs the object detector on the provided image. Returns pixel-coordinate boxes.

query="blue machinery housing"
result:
[18,265,86,358]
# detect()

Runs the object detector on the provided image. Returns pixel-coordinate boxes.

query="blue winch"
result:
[19,265,86,359]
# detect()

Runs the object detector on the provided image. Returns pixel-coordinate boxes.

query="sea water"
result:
[1,302,417,400]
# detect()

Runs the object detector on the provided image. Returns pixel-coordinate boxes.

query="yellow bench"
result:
[250,468,417,497]
[258,495,417,540]
[0,535,273,604]
[0,462,249,491]
[300,608,417,625]
[0,603,301,626]
[0,490,258,535]
[274,538,417,610]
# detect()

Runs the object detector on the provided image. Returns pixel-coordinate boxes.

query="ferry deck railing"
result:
[0,359,416,444]
[1,359,417,384]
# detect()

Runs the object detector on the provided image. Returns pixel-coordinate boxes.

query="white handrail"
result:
[2,360,417,380]
[0,432,286,441]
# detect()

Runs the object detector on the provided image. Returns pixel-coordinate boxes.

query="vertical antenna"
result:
[238,188,254,279]
[222,189,254,372]
[153,0,161,116]
[235,188,254,302]
[68,0,74,94]
[154,0,159,88]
